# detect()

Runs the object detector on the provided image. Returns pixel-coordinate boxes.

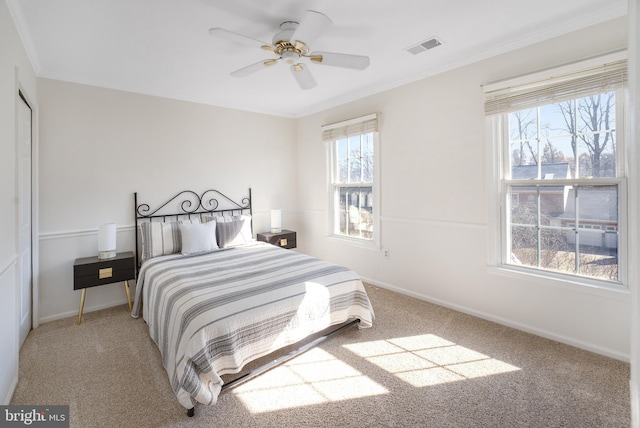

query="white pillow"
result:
[179,221,218,255]
[140,218,200,261]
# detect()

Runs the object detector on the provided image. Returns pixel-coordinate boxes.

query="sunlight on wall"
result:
[233,347,388,413]
[344,333,521,388]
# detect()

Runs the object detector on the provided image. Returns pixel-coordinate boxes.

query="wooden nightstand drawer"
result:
[257,230,297,249]
[73,251,135,290]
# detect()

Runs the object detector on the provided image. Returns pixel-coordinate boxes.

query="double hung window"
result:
[485,55,627,285]
[323,114,379,244]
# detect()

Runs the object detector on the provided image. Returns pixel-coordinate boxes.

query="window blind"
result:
[484,59,627,116]
[322,113,378,141]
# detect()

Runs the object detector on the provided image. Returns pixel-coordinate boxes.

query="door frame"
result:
[16,71,39,332]
[629,0,640,425]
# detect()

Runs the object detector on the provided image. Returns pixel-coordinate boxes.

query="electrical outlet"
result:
[382,248,390,259]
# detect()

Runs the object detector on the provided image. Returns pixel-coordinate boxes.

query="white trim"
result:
[362,277,630,362]
[38,297,130,324]
[327,233,379,250]
[0,257,18,406]
[2,374,18,406]
[5,0,42,74]
[487,265,629,301]
[0,255,17,278]
[486,115,504,266]
[301,208,487,231]
[321,113,378,131]
[483,51,627,93]
[326,122,380,248]
[487,82,628,286]
[506,177,624,186]
[380,215,486,231]
[17,77,39,331]
[627,0,640,426]
[39,225,136,241]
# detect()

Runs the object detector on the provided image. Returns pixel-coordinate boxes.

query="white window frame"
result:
[323,114,380,248]
[485,52,628,290]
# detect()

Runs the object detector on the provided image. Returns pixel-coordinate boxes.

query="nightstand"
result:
[73,251,135,325]
[257,230,297,249]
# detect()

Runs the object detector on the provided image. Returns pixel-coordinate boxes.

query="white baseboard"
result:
[38,298,130,324]
[362,277,630,362]
[3,374,18,405]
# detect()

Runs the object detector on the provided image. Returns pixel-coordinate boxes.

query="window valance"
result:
[483,54,627,116]
[321,113,378,141]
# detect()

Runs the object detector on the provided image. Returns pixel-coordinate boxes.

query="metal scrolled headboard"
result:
[134,188,252,270]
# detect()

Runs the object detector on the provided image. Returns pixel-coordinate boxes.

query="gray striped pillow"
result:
[204,215,252,248]
[140,218,200,260]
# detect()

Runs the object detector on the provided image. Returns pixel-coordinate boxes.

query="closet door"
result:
[18,92,32,347]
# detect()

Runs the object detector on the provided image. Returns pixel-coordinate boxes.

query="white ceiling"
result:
[7,0,628,118]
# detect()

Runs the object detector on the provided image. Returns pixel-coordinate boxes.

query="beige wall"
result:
[296,17,631,359]
[36,79,297,321]
[3,7,633,413]
[1,0,37,405]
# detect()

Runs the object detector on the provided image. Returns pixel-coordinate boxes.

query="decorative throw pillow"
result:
[140,218,200,261]
[179,221,218,255]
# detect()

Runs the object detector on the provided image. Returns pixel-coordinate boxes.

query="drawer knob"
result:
[279,238,288,246]
[99,267,113,279]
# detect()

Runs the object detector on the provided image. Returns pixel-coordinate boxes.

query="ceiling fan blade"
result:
[290,63,317,89]
[289,10,332,46]
[231,59,278,77]
[209,27,274,51]
[309,51,370,70]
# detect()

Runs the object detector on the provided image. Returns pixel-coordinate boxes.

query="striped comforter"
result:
[131,242,374,409]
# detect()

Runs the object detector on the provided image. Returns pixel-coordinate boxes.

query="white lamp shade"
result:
[98,223,116,259]
[270,210,282,233]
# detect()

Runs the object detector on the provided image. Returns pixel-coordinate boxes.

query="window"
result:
[485,54,627,285]
[323,114,379,244]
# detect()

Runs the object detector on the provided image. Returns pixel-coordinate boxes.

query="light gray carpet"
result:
[12,284,630,427]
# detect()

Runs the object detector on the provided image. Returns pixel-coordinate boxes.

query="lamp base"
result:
[271,228,282,233]
[98,250,116,260]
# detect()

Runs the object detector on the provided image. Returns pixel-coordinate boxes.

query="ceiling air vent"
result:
[405,37,443,55]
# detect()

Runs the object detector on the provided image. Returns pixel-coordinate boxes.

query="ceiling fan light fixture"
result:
[281,50,300,64]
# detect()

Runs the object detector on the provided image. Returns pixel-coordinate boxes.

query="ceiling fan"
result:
[209,10,370,90]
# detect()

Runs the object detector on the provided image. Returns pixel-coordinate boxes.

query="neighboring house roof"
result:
[512,163,571,180]
[511,163,616,223]
[512,163,571,193]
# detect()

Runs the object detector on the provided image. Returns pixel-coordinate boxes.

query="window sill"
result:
[487,264,630,300]
[328,233,379,250]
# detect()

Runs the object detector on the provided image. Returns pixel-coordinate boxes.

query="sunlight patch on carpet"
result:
[344,334,521,387]
[232,348,388,413]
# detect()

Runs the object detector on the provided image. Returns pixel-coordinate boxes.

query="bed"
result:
[131,189,375,416]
